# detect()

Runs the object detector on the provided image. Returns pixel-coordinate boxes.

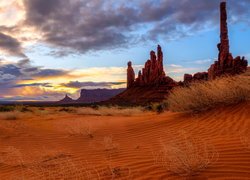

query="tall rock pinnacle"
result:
[218,1,230,67]
[127,61,135,88]
[206,2,248,80]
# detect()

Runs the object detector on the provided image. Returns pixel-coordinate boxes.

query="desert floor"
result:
[0,103,249,180]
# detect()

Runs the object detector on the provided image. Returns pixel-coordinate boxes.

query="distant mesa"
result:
[76,88,125,104]
[58,94,74,104]
[57,88,125,104]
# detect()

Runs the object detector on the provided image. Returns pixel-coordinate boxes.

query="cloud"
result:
[61,81,125,89]
[0,32,26,57]
[19,0,250,56]
[165,64,200,81]
[0,59,127,101]
[185,59,213,65]
[13,82,52,88]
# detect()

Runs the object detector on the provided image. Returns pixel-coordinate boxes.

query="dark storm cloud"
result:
[33,69,67,78]
[13,83,52,88]
[0,32,26,57]
[0,58,69,100]
[61,81,125,89]
[0,59,67,84]
[21,0,250,55]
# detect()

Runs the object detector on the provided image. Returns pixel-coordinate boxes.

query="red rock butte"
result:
[127,45,177,88]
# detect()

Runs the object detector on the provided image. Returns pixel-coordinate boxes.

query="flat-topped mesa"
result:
[208,2,248,80]
[127,45,175,88]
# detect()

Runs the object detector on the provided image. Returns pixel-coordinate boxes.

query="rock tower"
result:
[208,2,248,79]
[127,45,176,88]
[127,61,135,88]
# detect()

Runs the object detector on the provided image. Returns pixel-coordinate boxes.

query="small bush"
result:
[153,131,218,177]
[59,107,76,113]
[103,136,118,151]
[0,106,15,112]
[5,114,18,120]
[77,106,143,116]
[67,121,94,138]
[167,73,250,112]
[15,105,33,113]
[144,102,168,113]
[0,112,19,120]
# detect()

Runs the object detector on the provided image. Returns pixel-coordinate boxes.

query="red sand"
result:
[0,103,249,179]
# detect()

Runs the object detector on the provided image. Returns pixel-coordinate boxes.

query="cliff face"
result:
[57,88,125,104]
[76,88,125,103]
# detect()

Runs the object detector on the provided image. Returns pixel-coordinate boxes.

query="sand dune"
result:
[0,103,249,179]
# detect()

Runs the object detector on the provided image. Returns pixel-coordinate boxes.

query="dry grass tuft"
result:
[0,147,101,179]
[103,135,119,151]
[153,131,218,177]
[167,72,250,112]
[0,146,134,179]
[67,120,94,138]
[0,111,20,120]
[77,106,143,116]
[101,160,132,179]
[0,146,24,167]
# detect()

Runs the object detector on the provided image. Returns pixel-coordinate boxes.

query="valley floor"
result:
[0,103,250,179]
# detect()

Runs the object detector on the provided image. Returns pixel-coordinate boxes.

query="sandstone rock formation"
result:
[127,61,135,88]
[57,88,125,104]
[76,88,125,103]
[57,94,74,104]
[208,2,248,80]
[108,45,177,105]
[208,2,247,79]
[128,45,176,87]
[184,2,248,83]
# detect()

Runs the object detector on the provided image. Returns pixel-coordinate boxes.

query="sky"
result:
[0,0,249,101]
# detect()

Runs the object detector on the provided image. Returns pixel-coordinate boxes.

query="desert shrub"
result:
[15,105,33,113]
[153,131,218,177]
[103,136,118,151]
[144,102,168,113]
[0,106,15,112]
[0,147,100,179]
[20,106,32,113]
[102,161,132,179]
[5,114,18,120]
[0,146,24,166]
[0,112,19,120]
[77,106,143,116]
[167,73,250,112]
[59,107,76,113]
[67,121,94,138]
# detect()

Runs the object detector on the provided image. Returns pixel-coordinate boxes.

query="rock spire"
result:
[127,61,135,88]
[127,45,176,88]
